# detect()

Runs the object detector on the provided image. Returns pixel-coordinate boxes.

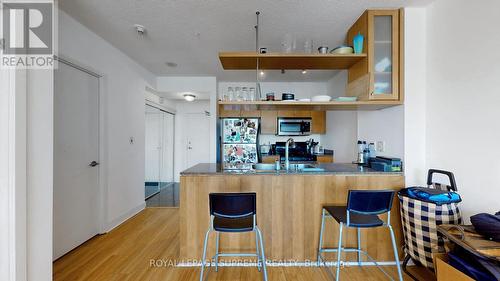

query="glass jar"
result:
[241,87,249,101]
[249,87,256,101]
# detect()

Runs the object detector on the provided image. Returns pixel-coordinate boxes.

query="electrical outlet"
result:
[376,141,385,153]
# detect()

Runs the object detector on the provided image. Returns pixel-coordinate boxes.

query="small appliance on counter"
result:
[281,93,295,101]
[369,156,402,172]
[221,118,259,169]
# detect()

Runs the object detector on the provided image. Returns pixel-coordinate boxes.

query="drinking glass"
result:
[304,39,313,54]
[235,87,242,101]
[249,88,256,101]
[227,87,234,101]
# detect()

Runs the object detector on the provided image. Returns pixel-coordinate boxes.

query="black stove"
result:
[273,142,317,162]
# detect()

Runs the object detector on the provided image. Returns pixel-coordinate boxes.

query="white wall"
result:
[59,11,156,230]
[0,70,11,281]
[27,69,54,281]
[324,71,358,162]
[1,69,28,281]
[424,0,500,219]
[357,106,405,159]
[403,8,427,186]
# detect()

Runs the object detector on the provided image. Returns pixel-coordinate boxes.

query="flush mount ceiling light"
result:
[183,93,196,102]
[165,62,178,68]
[259,71,265,76]
[133,24,146,37]
[302,69,307,74]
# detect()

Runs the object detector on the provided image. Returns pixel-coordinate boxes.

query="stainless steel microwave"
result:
[277,118,312,136]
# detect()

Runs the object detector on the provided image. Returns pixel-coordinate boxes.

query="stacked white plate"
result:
[311,95,332,102]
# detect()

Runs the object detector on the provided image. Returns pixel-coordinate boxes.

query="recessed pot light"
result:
[183,94,196,102]
[166,62,178,68]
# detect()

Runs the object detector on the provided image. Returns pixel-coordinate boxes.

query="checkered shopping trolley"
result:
[397,169,462,278]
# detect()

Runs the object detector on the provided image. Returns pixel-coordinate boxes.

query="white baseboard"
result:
[103,202,146,233]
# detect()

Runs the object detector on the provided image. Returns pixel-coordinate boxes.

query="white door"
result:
[145,107,162,183]
[185,113,211,169]
[53,61,100,260]
[160,113,175,183]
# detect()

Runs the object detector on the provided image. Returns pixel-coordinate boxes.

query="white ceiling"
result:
[59,0,434,82]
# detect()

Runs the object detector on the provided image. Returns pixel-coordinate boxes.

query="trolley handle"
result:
[427,169,457,192]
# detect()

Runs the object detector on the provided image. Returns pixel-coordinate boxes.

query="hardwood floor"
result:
[53,208,434,281]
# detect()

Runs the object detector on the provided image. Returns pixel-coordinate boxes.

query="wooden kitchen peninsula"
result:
[179,163,405,263]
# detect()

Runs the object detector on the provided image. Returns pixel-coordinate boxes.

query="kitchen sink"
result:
[252,163,278,171]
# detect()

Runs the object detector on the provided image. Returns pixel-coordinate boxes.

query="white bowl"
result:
[311,95,332,102]
[298,98,311,102]
[330,46,354,54]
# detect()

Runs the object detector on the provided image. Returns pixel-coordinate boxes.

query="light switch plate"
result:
[376,141,385,153]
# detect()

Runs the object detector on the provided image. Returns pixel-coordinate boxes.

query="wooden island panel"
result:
[180,174,404,263]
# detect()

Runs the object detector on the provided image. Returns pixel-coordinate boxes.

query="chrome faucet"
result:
[285,138,295,171]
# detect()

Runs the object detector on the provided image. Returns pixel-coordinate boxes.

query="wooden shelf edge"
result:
[218,100,402,106]
[217,100,403,111]
[219,51,367,58]
[219,51,367,70]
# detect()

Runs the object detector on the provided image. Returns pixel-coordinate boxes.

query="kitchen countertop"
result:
[180,163,403,175]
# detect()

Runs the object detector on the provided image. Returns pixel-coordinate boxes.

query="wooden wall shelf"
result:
[218,100,402,111]
[219,52,367,70]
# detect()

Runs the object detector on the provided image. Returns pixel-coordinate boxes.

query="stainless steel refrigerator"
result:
[221,118,259,169]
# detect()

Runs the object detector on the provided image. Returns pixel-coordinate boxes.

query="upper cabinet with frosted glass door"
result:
[346,9,403,101]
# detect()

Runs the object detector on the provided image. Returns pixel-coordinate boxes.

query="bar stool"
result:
[317,190,403,281]
[200,192,268,281]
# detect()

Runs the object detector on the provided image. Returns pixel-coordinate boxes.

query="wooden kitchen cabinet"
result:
[293,110,311,118]
[260,110,277,134]
[277,110,295,118]
[277,110,311,118]
[240,110,261,117]
[219,108,240,117]
[347,9,402,101]
[310,111,326,134]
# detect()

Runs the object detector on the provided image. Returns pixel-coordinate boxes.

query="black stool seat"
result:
[324,205,384,228]
[213,215,254,232]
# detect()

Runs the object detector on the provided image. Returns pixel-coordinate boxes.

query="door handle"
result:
[89,161,99,167]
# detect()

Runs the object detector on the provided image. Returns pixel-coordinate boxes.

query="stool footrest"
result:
[213,253,259,258]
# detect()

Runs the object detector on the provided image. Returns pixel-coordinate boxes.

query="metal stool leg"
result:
[317,209,326,266]
[256,226,268,281]
[200,229,211,281]
[335,222,343,281]
[388,224,403,281]
[357,227,362,266]
[255,230,261,272]
[215,232,220,272]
